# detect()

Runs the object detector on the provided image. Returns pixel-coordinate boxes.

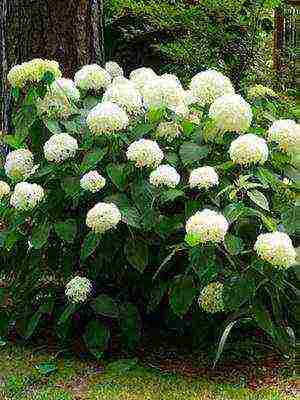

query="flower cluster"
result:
[129,67,157,91]
[154,122,182,142]
[44,133,78,163]
[186,209,229,244]
[267,119,300,153]
[198,282,225,313]
[5,149,37,180]
[86,202,121,233]
[209,94,253,134]
[149,165,180,188]
[103,78,143,115]
[0,181,10,199]
[65,276,92,303]
[50,78,80,102]
[7,59,61,88]
[105,61,124,78]
[189,166,219,189]
[10,182,44,211]
[254,232,296,269]
[37,93,74,119]
[74,64,111,91]
[87,101,129,135]
[126,139,164,168]
[229,134,268,165]
[247,84,278,100]
[80,171,106,193]
[190,70,235,106]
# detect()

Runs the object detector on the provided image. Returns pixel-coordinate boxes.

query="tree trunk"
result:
[0,0,105,132]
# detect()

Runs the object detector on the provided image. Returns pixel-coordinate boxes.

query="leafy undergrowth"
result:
[0,343,297,400]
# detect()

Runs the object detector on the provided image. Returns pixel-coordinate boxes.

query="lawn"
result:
[0,343,297,400]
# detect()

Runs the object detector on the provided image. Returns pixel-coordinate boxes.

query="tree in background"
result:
[0,0,105,132]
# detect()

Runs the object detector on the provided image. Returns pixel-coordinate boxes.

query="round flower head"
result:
[103,78,143,115]
[37,93,74,119]
[267,119,300,153]
[105,61,124,78]
[129,67,157,91]
[254,231,296,269]
[44,133,78,163]
[229,133,268,165]
[198,282,225,313]
[86,202,121,234]
[10,182,44,211]
[149,164,180,188]
[65,276,92,303]
[190,70,235,106]
[248,84,278,101]
[189,166,219,189]
[154,122,182,142]
[5,149,36,180]
[184,90,198,106]
[87,101,129,135]
[141,76,185,110]
[0,181,10,200]
[126,139,164,168]
[186,209,229,244]
[80,171,106,193]
[74,64,111,91]
[8,59,61,88]
[209,94,252,134]
[50,78,80,102]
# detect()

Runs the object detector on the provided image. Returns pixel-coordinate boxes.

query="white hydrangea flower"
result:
[186,209,229,244]
[86,202,121,233]
[44,133,78,163]
[129,67,157,91]
[184,90,198,106]
[141,76,186,110]
[229,134,268,165]
[37,93,73,119]
[5,149,37,180]
[190,70,235,106]
[126,139,164,168]
[189,166,219,189]
[198,282,225,313]
[209,94,253,133]
[7,59,61,88]
[80,171,106,193]
[267,119,300,153]
[50,78,80,102]
[169,102,189,118]
[103,78,143,115]
[248,84,278,100]
[254,232,296,269]
[74,64,111,91]
[65,276,92,303]
[87,101,129,135]
[0,181,10,199]
[105,61,124,78]
[154,122,182,142]
[10,182,44,211]
[149,165,180,188]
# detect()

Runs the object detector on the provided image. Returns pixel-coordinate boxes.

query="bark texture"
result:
[0,0,105,131]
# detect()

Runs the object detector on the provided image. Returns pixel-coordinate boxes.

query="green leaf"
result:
[4,230,22,251]
[120,207,141,229]
[54,219,77,243]
[83,96,101,110]
[106,163,128,191]
[170,276,197,317]
[179,142,210,166]
[160,189,185,204]
[224,234,244,255]
[281,206,298,235]
[81,232,101,262]
[35,358,58,375]
[24,301,54,339]
[185,233,201,247]
[147,282,168,313]
[147,107,165,124]
[247,190,270,211]
[80,147,107,173]
[44,119,62,134]
[130,179,154,213]
[31,222,51,249]
[61,177,80,197]
[251,301,275,338]
[91,294,119,318]
[119,303,141,350]
[223,277,255,311]
[42,71,55,85]
[2,135,24,149]
[125,240,149,273]
[256,167,281,190]
[58,303,78,325]
[83,321,110,359]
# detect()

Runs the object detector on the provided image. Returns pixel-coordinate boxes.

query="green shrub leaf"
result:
[80,147,107,172]
[179,142,210,166]
[81,232,101,262]
[160,189,185,204]
[125,240,149,273]
[224,234,244,255]
[31,222,52,249]
[119,303,141,350]
[106,163,129,191]
[54,219,77,243]
[247,190,270,211]
[91,294,119,318]
[170,276,197,317]
[83,321,110,359]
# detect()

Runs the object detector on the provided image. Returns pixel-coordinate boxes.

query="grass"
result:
[0,343,297,400]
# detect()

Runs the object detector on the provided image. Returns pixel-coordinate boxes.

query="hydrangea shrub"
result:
[0,59,298,358]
